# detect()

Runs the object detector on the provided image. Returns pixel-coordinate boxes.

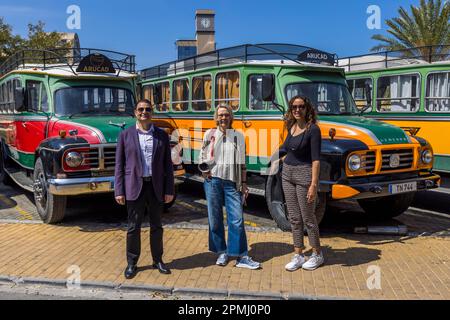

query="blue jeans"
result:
[204,177,248,257]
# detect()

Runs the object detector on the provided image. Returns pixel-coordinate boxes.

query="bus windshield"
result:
[285,82,358,115]
[55,86,135,116]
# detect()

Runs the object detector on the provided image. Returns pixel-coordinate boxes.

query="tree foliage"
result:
[371,0,450,59]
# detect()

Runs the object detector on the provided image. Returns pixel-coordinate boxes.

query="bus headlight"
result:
[347,154,361,171]
[65,152,83,168]
[421,149,433,164]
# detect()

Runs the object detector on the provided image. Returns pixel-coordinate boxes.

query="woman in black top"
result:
[280,95,324,271]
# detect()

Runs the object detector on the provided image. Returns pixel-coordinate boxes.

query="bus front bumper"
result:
[331,173,441,200]
[48,177,115,196]
[48,166,186,196]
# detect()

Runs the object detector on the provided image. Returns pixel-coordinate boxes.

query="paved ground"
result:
[0,180,448,300]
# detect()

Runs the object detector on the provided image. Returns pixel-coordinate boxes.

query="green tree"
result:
[0,17,23,64]
[371,0,450,60]
[25,21,70,50]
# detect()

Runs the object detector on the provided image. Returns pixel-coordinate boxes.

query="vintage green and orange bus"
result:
[0,48,183,223]
[138,44,440,230]
[340,45,450,178]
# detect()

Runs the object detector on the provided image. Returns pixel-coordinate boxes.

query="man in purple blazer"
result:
[115,99,174,279]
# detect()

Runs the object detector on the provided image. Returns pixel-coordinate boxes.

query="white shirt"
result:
[137,124,154,177]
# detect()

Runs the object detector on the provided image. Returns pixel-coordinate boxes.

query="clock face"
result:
[201,18,211,29]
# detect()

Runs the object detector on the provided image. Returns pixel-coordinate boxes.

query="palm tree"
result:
[371,0,450,61]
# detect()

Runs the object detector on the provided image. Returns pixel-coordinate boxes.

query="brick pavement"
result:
[0,223,448,299]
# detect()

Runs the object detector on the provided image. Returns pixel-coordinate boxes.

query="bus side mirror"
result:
[14,88,26,112]
[365,82,372,106]
[153,86,162,105]
[262,74,275,102]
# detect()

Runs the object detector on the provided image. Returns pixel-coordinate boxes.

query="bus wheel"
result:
[33,158,67,224]
[0,145,12,185]
[265,164,326,231]
[357,192,415,220]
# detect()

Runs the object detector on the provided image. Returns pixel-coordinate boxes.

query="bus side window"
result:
[154,82,170,112]
[142,84,155,108]
[377,74,420,113]
[26,81,42,112]
[426,72,450,112]
[172,78,189,112]
[192,75,212,112]
[216,71,239,111]
[41,84,49,112]
[248,74,276,111]
[0,83,5,113]
[348,78,372,112]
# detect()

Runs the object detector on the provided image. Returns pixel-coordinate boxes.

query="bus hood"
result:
[65,116,137,143]
[319,116,411,146]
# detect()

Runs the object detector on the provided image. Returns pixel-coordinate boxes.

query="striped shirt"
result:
[199,128,246,189]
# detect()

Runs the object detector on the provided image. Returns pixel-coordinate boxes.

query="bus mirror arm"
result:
[359,83,372,116]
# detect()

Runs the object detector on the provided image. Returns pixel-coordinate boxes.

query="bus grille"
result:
[380,149,414,171]
[361,151,376,172]
[81,144,116,171]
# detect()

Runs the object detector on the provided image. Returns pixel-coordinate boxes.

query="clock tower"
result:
[195,10,216,54]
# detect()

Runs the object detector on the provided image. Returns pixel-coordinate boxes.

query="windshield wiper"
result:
[68,111,94,119]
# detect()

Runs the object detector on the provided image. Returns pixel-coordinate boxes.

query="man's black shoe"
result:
[124,264,137,279]
[152,262,171,274]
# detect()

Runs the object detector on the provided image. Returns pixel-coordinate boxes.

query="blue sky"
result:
[1,0,422,69]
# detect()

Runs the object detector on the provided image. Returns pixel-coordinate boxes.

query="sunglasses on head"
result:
[136,107,153,113]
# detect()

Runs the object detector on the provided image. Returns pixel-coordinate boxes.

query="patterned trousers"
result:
[281,163,321,250]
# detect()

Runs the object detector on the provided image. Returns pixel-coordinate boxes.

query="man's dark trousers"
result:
[126,178,163,265]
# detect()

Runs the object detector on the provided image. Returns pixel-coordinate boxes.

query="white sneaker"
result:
[216,253,229,266]
[302,252,324,271]
[235,256,261,270]
[285,254,306,271]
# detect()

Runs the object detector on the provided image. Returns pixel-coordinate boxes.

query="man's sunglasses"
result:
[136,107,153,113]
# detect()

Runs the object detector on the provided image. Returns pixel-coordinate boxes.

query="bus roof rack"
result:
[140,43,338,80]
[0,48,136,78]
[338,45,450,72]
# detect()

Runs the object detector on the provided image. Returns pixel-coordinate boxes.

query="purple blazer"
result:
[114,125,174,202]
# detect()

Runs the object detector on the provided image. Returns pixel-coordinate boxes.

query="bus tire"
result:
[0,146,12,186]
[357,192,415,219]
[33,158,67,224]
[265,164,326,231]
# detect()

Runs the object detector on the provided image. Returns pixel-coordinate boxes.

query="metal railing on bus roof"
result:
[338,45,450,72]
[0,48,136,78]
[140,43,338,80]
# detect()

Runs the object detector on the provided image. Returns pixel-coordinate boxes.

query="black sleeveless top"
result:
[281,123,321,166]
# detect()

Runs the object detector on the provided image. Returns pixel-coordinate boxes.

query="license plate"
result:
[388,182,417,194]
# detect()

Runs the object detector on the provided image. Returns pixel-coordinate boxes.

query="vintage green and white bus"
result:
[138,44,440,230]
[340,45,450,177]
[0,48,182,223]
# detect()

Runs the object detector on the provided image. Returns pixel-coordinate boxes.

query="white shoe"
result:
[216,253,229,266]
[285,254,306,271]
[235,256,261,270]
[302,252,324,271]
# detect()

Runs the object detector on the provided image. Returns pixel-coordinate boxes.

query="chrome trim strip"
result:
[370,116,450,121]
[48,176,115,196]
